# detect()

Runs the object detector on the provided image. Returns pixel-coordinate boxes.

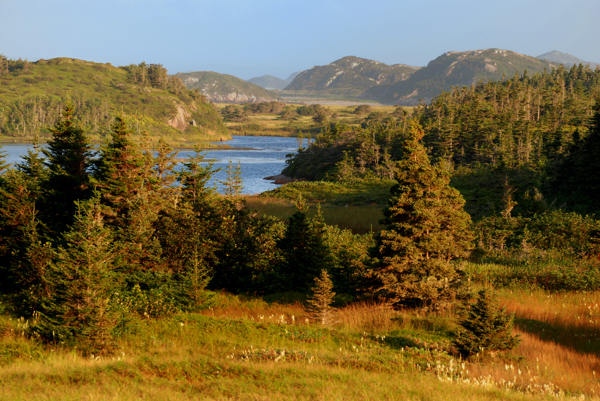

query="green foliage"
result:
[274,203,334,293]
[474,210,600,257]
[307,270,336,326]
[35,197,117,355]
[0,57,226,140]
[371,122,474,309]
[40,102,94,234]
[453,288,520,359]
[551,98,600,213]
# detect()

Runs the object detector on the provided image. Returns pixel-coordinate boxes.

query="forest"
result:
[1,63,600,399]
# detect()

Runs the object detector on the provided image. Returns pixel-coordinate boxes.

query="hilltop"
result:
[0,56,227,141]
[176,71,280,103]
[283,56,420,97]
[361,49,555,105]
[248,72,299,90]
[537,50,599,69]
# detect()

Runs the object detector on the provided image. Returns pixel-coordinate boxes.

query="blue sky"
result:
[1,0,598,80]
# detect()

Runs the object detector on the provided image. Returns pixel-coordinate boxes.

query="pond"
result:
[0,135,306,195]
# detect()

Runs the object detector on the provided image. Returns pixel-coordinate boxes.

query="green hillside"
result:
[362,49,555,105]
[0,56,227,142]
[283,56,420,97]
[176,71,280,103]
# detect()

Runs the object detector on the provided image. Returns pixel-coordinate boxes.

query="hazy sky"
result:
[1,0,598,80]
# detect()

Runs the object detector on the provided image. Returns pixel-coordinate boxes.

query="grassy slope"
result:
[0,57,227,143]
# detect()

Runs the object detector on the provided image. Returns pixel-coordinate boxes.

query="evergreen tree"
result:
[16,134,48,200]
[307,269,336,326]
[36,197,116,355]
[276,198,333,293]
[94,117,164,273]
[221,160,244,197]
[453,288,521,359]
[552,98,600,212]
[371,121,473,309]
[41,102,94,233]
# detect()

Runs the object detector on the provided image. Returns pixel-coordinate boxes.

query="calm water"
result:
[1,135,305,195]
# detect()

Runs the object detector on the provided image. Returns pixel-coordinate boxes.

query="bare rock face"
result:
[167,101,192,131]
[206,92,273,103]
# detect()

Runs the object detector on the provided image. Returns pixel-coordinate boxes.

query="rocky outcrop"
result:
[204,92,273,104]
[167,101,192,130]
[264,174,296,184]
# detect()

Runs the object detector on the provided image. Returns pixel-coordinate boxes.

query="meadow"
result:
[1,285,598,400]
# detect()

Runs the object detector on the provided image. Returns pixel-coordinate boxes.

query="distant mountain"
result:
[176,71,280,103]
[248,71,300,90]
[248,75,286,90]
[0,56,226,140]
[537,50,599,69]
[362,49,554,105]
[284,56,420,96]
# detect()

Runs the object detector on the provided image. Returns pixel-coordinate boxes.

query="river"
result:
[0,135,305,195]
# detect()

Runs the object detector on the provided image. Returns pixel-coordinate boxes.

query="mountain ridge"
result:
[361,49,555,105]
[283,56,420,96]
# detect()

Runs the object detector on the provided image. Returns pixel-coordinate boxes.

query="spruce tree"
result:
[41,102,94,233]
[276,198,333,293]
[371,121,473,309]
[94,116,163,273]
[307,269,336,326]
[453,288,521,359]
[36,197,116,355]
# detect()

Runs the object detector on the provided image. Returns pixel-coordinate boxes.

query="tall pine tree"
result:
[371,121,473,309]
[41,102,94,234]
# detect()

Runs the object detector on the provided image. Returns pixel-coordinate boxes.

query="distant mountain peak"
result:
[537,50,598,68]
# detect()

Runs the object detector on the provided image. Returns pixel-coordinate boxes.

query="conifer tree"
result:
[307,269,336,326]
[221,160,244,197]
[552,97,600,212]
[371,121,473,309]
[453,288,520,359]
[36,197,116,355]
[16,134,48,200]
[276,197,333,292]
[41,102,94,233]
[94,117,163,273]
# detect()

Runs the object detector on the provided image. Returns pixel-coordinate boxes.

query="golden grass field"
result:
[1,287,598,400]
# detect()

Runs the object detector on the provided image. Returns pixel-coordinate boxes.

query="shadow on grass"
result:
[514,315,600,355]
[382,335,420,350]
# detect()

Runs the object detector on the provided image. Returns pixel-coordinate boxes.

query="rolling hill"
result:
[283,56,420,97]
[361,49,555,105]
[176,71,280,103]
[0,56,227,141]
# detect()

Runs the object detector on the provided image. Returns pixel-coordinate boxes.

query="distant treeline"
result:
[283,65,600,216]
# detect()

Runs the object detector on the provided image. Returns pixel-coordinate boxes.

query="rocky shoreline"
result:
[263,174,295,184]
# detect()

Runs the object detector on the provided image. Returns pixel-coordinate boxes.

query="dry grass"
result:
[459,289,600,396]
